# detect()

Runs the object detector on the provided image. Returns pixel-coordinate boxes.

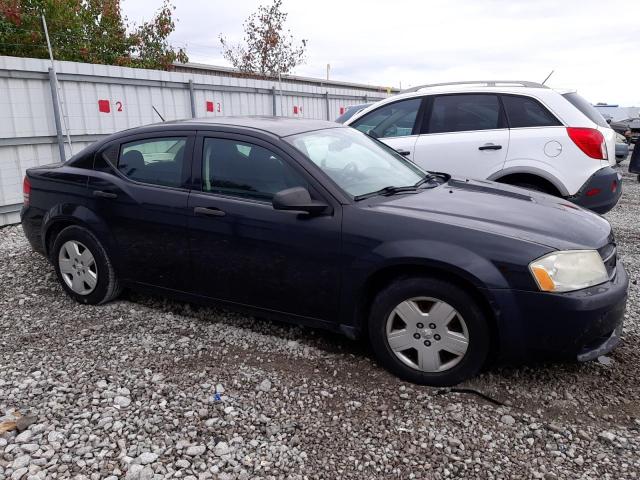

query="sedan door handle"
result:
[478,144,502,151]
[92,190,118,199]
[194,206,226,217]
[395,149,411,156]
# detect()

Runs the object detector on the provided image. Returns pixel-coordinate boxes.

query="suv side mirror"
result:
[272,187,328,215]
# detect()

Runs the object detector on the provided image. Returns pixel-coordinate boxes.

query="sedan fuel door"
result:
[413,94,510,178]
[348,97,424,160]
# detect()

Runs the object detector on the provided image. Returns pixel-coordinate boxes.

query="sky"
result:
[122,0,640,106]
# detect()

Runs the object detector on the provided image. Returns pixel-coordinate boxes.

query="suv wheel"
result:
[368,276,489,386]
[52,225,121,305]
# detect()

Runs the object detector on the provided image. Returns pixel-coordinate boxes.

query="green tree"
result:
[219,0,307,77]
[0,0,187,70]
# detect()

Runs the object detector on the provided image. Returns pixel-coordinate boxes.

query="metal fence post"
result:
[272,86,277,116]
[48,67,65,162]
[325,91,330,120]
[188,80,196,118]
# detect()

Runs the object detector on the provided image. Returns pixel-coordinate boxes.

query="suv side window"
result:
[424,94,503,134]
[118,137,188,187]
[202,138,308,201]
[350,98,421,138]
[502,95,562,128]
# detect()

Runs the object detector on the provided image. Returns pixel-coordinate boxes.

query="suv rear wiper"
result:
[354,185,419,201]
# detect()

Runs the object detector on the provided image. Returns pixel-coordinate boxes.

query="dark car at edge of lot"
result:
[21,117,629,386]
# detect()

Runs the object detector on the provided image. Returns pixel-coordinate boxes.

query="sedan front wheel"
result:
[369,276,490,386]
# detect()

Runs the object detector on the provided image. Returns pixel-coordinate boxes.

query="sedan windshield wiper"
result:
[354,185,419,201]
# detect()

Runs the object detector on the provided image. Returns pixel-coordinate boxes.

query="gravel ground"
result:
[1,160,639,480]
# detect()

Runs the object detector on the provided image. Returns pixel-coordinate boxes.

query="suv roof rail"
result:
[400,80,547,94]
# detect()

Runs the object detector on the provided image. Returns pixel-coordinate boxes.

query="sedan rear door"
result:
[88,131,195,290]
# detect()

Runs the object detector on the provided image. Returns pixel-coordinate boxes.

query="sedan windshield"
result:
[286,127,426,198]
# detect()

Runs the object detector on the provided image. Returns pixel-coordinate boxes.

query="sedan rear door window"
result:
[118,137,187,187]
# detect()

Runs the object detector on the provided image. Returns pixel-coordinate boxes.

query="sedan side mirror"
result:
[272,187,328,215]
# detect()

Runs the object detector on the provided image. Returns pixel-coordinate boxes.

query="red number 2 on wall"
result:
[116,101,123,112]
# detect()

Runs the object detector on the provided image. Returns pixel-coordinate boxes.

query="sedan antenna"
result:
[152,106,165,122]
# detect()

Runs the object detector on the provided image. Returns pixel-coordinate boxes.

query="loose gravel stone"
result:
[256,378,272,392]
[0,158,638,478]
[113,396,131,408]
[135,452,157,465]
[13,430,32,443]
[501,414,516,426]
[12,454,31,469]
[185,445,206,456]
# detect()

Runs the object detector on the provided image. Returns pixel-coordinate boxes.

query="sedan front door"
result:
[187,133,343,322]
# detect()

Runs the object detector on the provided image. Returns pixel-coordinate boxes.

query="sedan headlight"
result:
[529,250,608,293]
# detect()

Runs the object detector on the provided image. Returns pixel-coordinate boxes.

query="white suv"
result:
[344,81,621,213]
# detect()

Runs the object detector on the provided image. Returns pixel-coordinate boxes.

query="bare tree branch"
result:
[219,0,307,77]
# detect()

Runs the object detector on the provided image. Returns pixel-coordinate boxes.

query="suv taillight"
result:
[566,127,608,160]
[23,176,31,206]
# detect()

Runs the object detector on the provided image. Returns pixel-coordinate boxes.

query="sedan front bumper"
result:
[488,262,628,362]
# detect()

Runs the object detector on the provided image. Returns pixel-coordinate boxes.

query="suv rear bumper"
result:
[570,167,622,214]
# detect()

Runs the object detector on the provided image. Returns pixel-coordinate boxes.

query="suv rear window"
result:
[501,95,562,128]
[562,92,609,128]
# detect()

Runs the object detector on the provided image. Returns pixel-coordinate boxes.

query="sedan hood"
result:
[370,178,611,251]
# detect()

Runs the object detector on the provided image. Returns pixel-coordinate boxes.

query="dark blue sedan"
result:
[21,117,628,385]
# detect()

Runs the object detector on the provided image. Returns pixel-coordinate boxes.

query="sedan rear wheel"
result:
[369,276,490,386]
[58,240,98,295]
[52,225,121,305]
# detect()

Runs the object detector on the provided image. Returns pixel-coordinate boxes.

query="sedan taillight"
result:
[566,127,608,160]
[23,176,31,206]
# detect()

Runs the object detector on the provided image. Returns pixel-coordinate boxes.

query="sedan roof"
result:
[168,116,343,137]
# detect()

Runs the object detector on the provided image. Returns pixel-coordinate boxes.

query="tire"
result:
[51,225,121,305]
[368,276,490,386]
